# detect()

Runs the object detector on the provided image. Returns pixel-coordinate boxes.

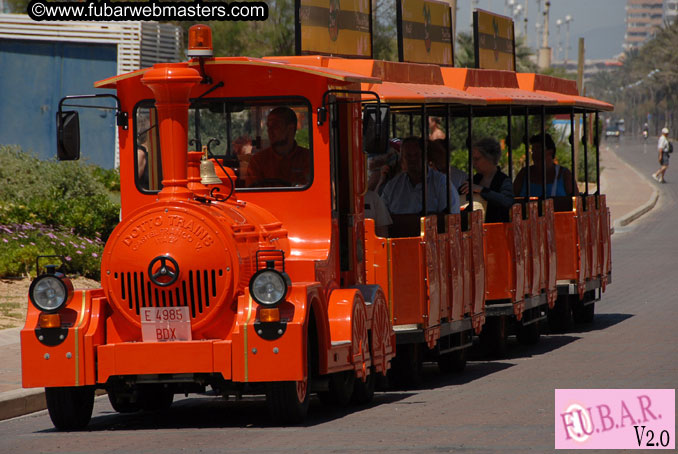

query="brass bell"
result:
[200,146,223,185]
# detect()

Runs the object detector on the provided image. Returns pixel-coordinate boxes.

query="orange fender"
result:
[22,289,105,388]
[327,289,371,379]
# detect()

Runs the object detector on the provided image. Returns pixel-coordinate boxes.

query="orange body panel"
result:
[22,289,104,388]
[470,211,486,317]
[542,199,558,306]
[483,222,515,301]
[554,211,579,281]
[423,217,442,328]
[389,236,426,326]
[447,216,465,322]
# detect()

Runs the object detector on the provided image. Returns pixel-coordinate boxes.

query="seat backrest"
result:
[388,214,421,238]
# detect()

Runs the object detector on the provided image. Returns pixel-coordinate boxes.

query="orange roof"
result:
[95,56,380,89]
[516,73,614,111]
[361,81,486,105]
[441,68,558,106]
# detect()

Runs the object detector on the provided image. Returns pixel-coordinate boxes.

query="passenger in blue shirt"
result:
[514,133,574,198]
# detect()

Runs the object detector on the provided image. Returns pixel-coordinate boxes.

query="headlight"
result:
[29,272,73,313]
[249,269,291,306]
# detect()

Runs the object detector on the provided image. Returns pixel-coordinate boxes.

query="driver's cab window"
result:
[134,103,162,192]
[188,98,312,189]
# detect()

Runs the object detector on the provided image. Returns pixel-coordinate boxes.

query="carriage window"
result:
[134,104,162,192]
[188,99,312,189]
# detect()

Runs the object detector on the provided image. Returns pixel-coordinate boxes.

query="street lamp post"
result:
[555,18,563,61]
[564,15,573,66]
[538,0,551,69]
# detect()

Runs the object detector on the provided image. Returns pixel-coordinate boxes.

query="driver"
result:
[246,107,311,187]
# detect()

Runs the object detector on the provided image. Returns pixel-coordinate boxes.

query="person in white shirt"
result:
[381,137,449,215]
[652,127,671,183]
[365,157,393,237]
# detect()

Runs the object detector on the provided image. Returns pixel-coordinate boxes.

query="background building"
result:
[624,0,664,51]
[0,14,182,169]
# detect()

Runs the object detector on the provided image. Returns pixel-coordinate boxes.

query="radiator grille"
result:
[115,269,223,319]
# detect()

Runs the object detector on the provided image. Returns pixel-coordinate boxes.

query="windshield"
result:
[188,98,312,190]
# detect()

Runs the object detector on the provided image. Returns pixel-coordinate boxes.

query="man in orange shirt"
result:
[246,107,311,187]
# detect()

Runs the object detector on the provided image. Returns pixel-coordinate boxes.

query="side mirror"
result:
[56,111,80,161]
[362,104,391,154]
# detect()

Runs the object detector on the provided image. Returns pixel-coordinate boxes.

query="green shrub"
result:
[0,223,103,278]
[0,146,120,239]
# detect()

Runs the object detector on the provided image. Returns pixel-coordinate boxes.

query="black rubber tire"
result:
[107,390,140,413]
[480,315,508,358]
[437,347,467,373]
[138,385,174,412]
[45,386,95,431]
[574,302,595,323]
[548,296,574,333]
[318,370,355,407]
[267,340,311,424]
[390,343,423,387]
[517,319,541,345]
[352,368,376,405]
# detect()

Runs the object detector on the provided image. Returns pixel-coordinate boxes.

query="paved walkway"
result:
[0,143,660,421]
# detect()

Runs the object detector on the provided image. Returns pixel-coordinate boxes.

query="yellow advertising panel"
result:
[473,9,515,71]
[397,0,454,66]
[296,0,372,58]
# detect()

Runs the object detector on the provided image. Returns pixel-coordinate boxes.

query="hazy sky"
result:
[455,0,627,60]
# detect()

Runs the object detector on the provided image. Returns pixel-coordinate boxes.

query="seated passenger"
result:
[459,138,514,223]
[513,133,574,197]
[381,137,448,215]
[246,107,311,187]
[426,139,463,213]
[366,157,393,237]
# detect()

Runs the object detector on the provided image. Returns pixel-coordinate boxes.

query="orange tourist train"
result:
[21,18,612,430]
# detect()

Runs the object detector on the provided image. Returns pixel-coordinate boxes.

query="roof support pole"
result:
[570,108,576,196]
[595,111,600,209]
[524,107,530,200]
[507,106,513,182]
[422,105,428,217]
[541,105,547,201]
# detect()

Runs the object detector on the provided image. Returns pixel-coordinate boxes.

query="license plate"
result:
[141,307,192,342]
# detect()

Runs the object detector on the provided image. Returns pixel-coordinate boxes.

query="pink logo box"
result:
[555,389,675,449]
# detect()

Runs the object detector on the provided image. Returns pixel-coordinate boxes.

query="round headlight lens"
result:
[250,270,289,306]
[30,275,68,312]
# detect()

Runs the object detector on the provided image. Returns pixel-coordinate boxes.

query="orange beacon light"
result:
[187,24,213,58]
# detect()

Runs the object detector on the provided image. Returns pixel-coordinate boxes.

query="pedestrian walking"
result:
[652,127,671,183]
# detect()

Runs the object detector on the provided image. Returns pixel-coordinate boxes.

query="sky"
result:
[454,0,627,60]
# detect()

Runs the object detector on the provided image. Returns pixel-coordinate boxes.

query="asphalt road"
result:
[0,137,676,454]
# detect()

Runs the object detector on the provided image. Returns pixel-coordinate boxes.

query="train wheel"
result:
[107,390,140,413]
[548,296,574,332]
[517,319,540,345]
[318,371,355,406]
[45,386,95,431]
[390,343,423,387]
[437,348,467,373]
[352,368,376,404]
[574,302,595,324]
[138,385,174,412]
[480,315,508,358]
[267,340,311,424]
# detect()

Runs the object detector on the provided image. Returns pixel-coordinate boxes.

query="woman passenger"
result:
[513,133,574,197]
[459,138,514,223]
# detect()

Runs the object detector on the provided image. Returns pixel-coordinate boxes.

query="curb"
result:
[0,388,45,421]
[609,147,661,231]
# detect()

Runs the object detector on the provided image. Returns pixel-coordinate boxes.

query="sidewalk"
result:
[0,145,659,422]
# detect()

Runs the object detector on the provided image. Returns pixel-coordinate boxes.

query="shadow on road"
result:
[41,390,415,432]
[567,313,634,334]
